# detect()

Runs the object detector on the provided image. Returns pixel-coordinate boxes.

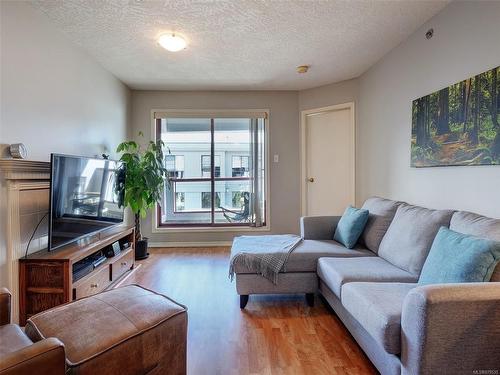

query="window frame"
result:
[151,109,271,233]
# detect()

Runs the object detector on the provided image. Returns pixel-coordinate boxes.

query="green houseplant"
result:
[115,133,167,260]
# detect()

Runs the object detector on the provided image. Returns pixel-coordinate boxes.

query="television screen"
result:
[49,154,125,251]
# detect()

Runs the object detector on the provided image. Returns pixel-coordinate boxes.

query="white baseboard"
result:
[148,241,233,248]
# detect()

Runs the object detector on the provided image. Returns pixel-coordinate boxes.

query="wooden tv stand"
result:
[18,225,135,326]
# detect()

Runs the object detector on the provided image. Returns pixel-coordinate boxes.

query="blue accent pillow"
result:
[419,227,500,284]
[334,206,369,249]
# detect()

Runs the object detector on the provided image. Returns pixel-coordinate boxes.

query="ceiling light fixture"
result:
[297,65,309,74]
[158,33,187,52]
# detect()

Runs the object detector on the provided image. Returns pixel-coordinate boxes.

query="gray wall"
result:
[130,90,299,244]
[357,1,500,217]
[298,78,359,112]
[0,2,130,161]
[0,2,130,286]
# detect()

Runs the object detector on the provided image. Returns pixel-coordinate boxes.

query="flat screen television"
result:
[49,154,125,251]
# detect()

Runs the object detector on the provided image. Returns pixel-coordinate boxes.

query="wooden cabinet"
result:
[111,249,134,281]
[19,226,135,325]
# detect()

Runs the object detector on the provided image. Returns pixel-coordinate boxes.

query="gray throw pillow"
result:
[360,197,401,253]
[378,203,454,275]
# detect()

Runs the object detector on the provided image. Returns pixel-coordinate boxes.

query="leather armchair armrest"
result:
[300,216,341,240]
[401,282,500,375]
[0,338,65,375]
[0,288,11,326]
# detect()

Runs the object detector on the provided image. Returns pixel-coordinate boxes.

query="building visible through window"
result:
[232,156,249,177]
[165,155,184,178]
[201,155,221,177]
[175,192,185,211]
[201,192,220,209]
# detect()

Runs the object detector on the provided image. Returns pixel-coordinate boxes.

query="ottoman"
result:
[24,285,187,375]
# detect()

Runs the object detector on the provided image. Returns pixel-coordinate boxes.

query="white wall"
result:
[0,2,130,286]
[357,1,500,217]
[130,90,299,244]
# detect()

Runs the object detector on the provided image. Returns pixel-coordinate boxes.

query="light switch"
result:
[273,154,279,163]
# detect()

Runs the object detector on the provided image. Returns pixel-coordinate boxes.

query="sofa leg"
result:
[305,293,314,307]
[240,295,249,309]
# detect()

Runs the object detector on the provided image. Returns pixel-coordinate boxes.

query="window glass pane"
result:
[214,180,251,224]
[159,118,211,224]
[212,119,252,223]
[214,119,251,179]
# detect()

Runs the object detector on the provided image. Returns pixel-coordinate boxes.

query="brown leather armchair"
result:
[0,288,65,375]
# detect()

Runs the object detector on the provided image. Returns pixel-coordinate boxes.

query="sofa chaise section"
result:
[232,197,401,308]
[233,235,375,308]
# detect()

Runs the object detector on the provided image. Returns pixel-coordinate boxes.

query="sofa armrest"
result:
[401,283,500,375]
[300,216,341,240]
[0,288,11,326]
[0,338,65,375]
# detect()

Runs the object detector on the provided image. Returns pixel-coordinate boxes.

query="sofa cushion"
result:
[419,227,500,284]
[360,197,401,253]
[378,204,454,275]
[341,282,417,355]
[334,206,369,249]
[232,240,375,274]
[450,211,500,281]
[317,257,418,299]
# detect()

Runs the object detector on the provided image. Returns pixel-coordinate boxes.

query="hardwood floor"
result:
[123,247,377,375]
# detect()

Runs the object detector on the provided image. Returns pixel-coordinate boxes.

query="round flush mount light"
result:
[158,33,187,52]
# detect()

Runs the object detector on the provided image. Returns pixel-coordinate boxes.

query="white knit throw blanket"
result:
[229,235,302,284]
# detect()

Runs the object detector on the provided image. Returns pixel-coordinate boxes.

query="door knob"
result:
[308,178,314,182]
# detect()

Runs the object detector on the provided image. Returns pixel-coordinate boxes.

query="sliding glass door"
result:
[155,114,266,227]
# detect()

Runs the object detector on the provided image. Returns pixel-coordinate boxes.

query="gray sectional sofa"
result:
[232,197,500,374]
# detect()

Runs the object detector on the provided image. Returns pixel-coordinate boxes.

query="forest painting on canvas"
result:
[411,66,500,167]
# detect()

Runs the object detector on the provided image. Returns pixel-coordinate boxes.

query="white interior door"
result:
[303,106,355,216]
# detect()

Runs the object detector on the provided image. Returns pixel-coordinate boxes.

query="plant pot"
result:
[135,237,149,260]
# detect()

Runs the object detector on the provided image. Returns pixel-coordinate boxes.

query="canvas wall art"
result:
[411,66,500,167]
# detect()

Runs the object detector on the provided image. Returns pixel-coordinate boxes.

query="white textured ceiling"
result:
[30,0,449,90]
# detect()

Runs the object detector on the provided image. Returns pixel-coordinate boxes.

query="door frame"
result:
[300,102,356,217]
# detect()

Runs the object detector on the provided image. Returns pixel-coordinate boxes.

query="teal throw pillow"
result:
[419,227,500,284]
[334,206,369,249]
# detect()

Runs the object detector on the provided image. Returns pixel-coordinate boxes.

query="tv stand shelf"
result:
[19,225,135,326]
